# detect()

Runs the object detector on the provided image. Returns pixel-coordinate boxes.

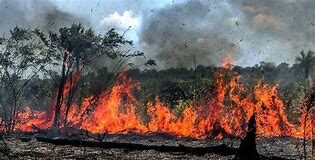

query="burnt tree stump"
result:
[234,113,260,160]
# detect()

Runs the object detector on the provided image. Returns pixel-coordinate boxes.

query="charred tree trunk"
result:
[64,72,74,125]
[64,70,80,125]
[234,113,260,160]
[9,97,18,133]
[35,136,238,156]
[1,103,9,132]
[53,51,68,127]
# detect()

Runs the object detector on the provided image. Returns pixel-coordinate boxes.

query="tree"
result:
[296,50,314,79]
[0,26,54,132]
[35,23,143,127]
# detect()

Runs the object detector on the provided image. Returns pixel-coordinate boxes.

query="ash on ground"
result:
[0,134,312,160]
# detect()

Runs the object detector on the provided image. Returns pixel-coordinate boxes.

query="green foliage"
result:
[22,77,54,110]
[57,25,136,66]
[296,50,314,79]
[173,99,190,116]
[0,26,56,131]
[0,23,312,130]
[76,67,114,102]
[0,26,55,93]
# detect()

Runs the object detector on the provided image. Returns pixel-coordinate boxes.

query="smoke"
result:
[0,0,86,33]
[231,0,315,65]
[139,0,315,68]
[0,0,313,68]
[140,1,238,68]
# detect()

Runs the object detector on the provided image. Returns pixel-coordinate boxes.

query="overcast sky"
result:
[0,0,314,68]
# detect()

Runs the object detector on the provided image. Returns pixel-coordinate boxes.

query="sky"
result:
[0,0,314,68]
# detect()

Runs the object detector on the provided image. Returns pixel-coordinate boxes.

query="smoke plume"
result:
[0,0,85,33]
[139,0,315,68]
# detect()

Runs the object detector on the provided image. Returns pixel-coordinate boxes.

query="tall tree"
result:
[296,50,314,79]
[36,23,143,127]
[0,27,54,132]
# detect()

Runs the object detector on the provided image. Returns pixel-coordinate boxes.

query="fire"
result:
[15,107,52,131]
[80,73,147,134]
[221,44,236,69]
[147,101,199,137]
[9,68,312,139]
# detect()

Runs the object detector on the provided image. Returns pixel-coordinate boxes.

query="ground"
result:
[0,134,312,160]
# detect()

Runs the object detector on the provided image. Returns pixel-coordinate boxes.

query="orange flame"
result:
[11,70,312,140]
[221,44,236,69]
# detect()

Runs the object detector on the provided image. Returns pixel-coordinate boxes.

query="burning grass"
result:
[0,54,312,160]
[9,68,312,140]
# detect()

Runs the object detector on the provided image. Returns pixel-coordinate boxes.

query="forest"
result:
[1,0,314,159]
[0,24,313,160]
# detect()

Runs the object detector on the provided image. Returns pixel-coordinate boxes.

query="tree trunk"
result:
[64,71,79,125]
[0,100,9,132]
[53,51,68,127]
[234,113,260,160]
[9,98,18,133]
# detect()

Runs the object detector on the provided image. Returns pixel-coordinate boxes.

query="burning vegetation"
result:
[13,67,312,140]
[0,23,313,159]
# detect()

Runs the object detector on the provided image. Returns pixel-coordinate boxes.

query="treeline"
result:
[0,24,146,131]
[0,23,313,131]
[20,54,313,121]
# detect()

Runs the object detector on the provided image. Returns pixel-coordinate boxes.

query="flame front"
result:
[12,69,312,139]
